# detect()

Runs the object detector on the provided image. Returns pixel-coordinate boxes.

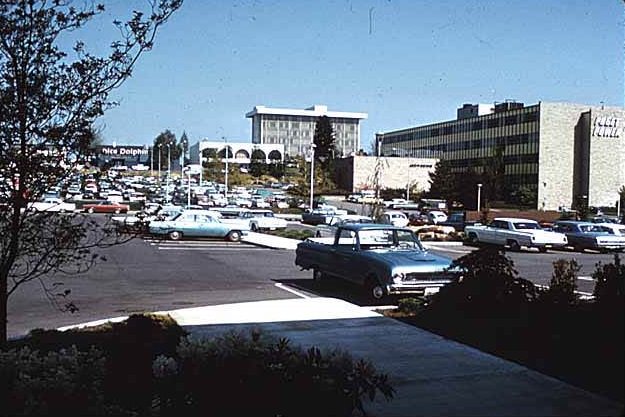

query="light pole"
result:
[186,167,191,207]
[309,143,316,211]
[477,183,483,212]
[223,137,229,199]
[157,144,162,187]
[150,146,154,177]
[166,143,171,203]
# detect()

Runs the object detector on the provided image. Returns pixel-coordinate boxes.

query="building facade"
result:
[375,101,625,211]
[189,141,284,165]
[246,105,368,159]
[334,156,438,195]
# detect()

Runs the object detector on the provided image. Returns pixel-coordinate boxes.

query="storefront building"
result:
[375,101,625,211]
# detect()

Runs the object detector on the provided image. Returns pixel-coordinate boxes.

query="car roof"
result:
[554,220,594,226]
[494,217,538,222]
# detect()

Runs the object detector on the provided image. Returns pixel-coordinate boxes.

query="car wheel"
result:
[315,231,321,238]
[88,207,95,214]
[59,209,66,213]
[467,233,479,245]
[538,246,548,253]
[227,230,241,242]
[169,231,182,241]
[251,223,258,232]
[114,208,121,214]
[365,276,385,301]
[573,244,584,253]
[508,240,521,251]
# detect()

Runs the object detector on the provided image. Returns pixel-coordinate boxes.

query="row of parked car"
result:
[465,217,625,253]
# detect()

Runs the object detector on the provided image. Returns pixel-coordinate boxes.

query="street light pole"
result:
[167,144,171,203]
[158,144,162,187]
[477,183,483,212]
[199,148,203,186]
[223,137,228,199]
[310,144,316,211]
[150,146,154,177]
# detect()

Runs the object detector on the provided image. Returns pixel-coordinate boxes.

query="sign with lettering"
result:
[592,116,621,138]
[98,146,148,157]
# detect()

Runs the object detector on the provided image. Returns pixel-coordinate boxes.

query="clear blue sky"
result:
[87,0,624,152]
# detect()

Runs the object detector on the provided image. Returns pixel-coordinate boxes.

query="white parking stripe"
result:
[157,247,265,251]
[274,283,311,299]
[577,276,594,281]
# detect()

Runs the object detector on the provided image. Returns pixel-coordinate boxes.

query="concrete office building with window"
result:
[375,101,625,211]
[246,105,368,159]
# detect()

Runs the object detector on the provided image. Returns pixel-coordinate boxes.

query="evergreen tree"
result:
[313,116,336,163]
[250,148,266,178]
[153,130,180,171]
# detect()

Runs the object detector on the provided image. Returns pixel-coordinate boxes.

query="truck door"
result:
[330,228,359,281]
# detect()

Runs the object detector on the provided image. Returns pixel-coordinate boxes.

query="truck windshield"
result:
[358,229,422,250]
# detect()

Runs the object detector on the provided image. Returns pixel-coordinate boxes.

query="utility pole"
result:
[309,143,316,211]
[223,136,229,199]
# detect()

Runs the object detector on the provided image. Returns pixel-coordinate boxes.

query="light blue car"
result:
[148,209,249,241]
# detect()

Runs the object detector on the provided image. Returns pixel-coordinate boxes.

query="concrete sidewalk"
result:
[62,297,623,416]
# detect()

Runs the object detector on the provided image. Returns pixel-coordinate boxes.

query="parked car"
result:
[465,218,568,252]
[378,210,409,227]
[29,198,76,213]
[596,222,625,236]
[83,201,129,214]
[314,214,374,237]
[240,209,288,232]
[427,210,448,225]
[301,207,348,226]
[148,209,249,241]
[295,223,460,300]
[437,211,474,232]
[552,220,625,252]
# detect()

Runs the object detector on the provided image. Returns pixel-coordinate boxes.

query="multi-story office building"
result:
[246,105,368,159]
[375,101,625,211]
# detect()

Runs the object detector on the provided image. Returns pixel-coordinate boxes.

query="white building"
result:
[188,141,284,165]
[246,104,368,159]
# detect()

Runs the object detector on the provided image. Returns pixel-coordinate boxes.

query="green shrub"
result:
[396,297,428,314]
[428,246,538,316]
[593,253,625,306]
[540,259,580,306]
[266,228,314,240]
[153,330,394,417]
[0,346,133,417]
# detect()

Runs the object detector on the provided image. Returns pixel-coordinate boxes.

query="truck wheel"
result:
[507,240,521,251]
[365,277,385,301]
[169,231,182,241]
[313,269,326,285]
[227,231,241,242]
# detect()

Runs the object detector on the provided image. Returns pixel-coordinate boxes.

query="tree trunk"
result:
[0,272,7,347]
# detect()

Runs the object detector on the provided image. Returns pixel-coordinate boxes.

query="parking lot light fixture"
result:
[310,143,316,211]
[477,183,483,212]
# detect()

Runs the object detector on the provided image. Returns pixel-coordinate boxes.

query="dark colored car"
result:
[552,220,625,252]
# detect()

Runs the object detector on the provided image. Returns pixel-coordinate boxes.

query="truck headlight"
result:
[392,273,405,283]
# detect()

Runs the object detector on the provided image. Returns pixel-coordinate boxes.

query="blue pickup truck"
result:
[295,223,459,300]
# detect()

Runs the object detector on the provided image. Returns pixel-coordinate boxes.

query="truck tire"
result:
[507,240,521,251]
[313,268,326,285]
[365,276,385,301]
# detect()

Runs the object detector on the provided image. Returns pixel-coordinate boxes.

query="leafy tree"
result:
[481,145,505,203]
[0,0,182,345]
[313,116,336,164]
[153,130,181,171]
